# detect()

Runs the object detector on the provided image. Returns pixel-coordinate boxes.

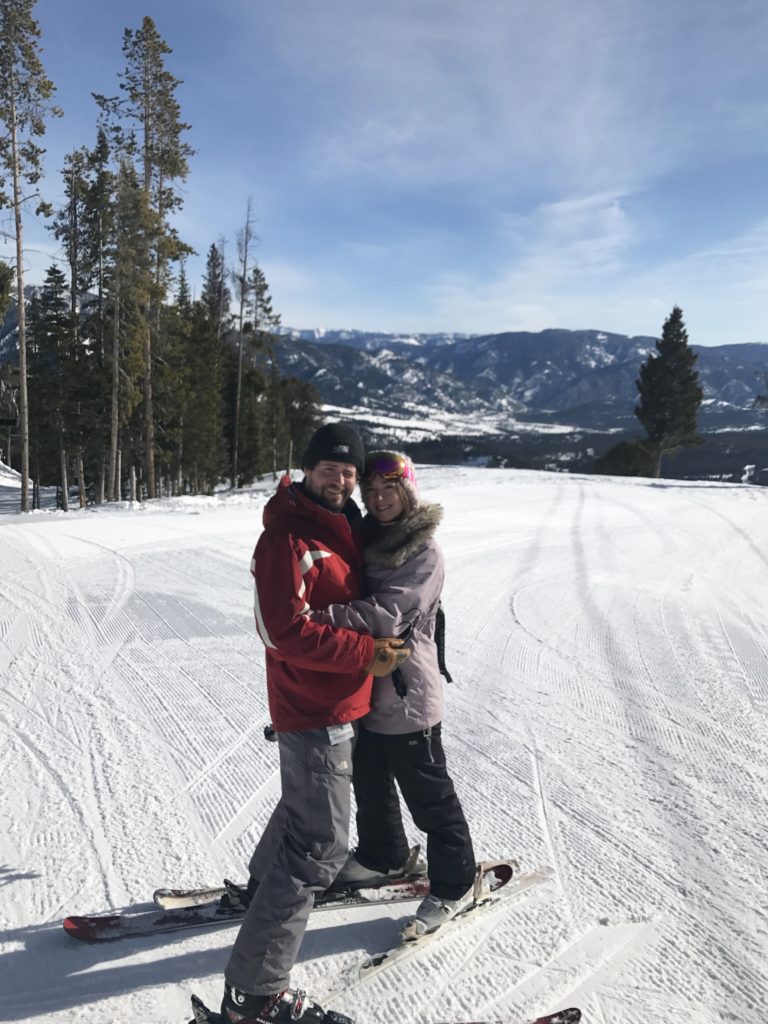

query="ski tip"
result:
[62,914,117,941]
[532,1009,581,1024]
[62,917,88,941]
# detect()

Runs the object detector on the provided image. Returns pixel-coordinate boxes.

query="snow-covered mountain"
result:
[3,296,767,433]
[3,298,767,470]
[272,327,768,436]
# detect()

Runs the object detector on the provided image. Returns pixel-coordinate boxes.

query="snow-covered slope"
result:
[1,469,767,1023]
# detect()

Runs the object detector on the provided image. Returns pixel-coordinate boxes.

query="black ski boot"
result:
[221,986,353,1024]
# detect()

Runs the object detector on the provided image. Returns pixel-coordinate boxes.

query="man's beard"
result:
[309,485,351,512]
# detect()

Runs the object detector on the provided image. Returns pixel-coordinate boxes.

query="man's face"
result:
[304,460,358,511]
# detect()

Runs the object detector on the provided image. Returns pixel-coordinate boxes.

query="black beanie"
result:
[302,422,365,475]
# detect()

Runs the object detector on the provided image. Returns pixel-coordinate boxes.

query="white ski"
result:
[324,865,554,1003]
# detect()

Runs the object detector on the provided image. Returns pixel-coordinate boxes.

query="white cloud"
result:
[419,206,768,344]
[251,0,768,197]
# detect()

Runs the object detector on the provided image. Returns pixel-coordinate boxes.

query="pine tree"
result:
[201,241,231,340]
[105,158,151,500]
[51,145,106,504]
[27,265,76,507]
[96,15,192,499]
[182,301,224,493]
[0,0,61,511]
[247,264,282,476]
[635,306,703,477]
[83,128,115,362]
[153,268,191,494]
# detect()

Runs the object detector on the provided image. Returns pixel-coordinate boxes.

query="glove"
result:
[366,637,411,677]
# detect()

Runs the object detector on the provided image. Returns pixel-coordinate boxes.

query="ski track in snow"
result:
[1,469,768,1023]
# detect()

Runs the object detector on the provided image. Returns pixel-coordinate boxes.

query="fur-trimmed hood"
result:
[362,501,443,569]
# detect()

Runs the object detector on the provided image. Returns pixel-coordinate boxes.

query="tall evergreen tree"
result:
[96,16,192,498]
[51,145,105,503]
[83,127,115,362]
[181,301,224,493]
[153,267,192,494]
[105,158,151,500]
[27,264,75,507]
[635,306,703,477]
[201,240,231,340]
[0,0,61,511]
[248,264,282,476]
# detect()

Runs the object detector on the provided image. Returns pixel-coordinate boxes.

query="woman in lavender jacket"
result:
[309,451,476,934]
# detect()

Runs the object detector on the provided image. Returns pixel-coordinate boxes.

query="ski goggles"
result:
[362,451,416,484]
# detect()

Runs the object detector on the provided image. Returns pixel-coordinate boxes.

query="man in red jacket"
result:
[221,423,407,1024]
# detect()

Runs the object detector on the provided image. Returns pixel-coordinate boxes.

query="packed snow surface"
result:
[1,467,767,1024]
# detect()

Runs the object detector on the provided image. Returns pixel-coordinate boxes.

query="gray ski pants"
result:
[225,725,356,994]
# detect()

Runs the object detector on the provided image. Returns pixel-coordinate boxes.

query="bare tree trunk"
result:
[10,91,30,513]
[60,446,69,511]
[144,321,156,498]
[232,197,254,490]
[77,448,86,507]
[287,439,293,475]
[108,291,120,500]
[97,458,105,504]
[130,463,137,502]
[116,448,122,500]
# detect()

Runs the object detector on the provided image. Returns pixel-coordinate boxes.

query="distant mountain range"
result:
[273,327,768,439]
[2,294,767,446]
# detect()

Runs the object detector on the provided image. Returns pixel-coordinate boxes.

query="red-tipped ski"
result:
[64,856,516,943]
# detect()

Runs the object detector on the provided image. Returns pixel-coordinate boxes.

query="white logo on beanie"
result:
[332,444,350,454]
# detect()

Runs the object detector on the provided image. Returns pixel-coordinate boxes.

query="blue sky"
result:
[7,0,768,345]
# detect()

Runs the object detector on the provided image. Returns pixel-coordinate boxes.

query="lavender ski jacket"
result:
[309,502,445,734]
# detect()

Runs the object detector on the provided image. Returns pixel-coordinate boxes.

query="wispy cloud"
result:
[249,0,768,197]
[420,205,768,344]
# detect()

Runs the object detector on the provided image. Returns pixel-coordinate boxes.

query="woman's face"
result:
[364,475,405,523]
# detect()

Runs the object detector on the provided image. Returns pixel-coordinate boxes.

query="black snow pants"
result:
[352,721,476,901]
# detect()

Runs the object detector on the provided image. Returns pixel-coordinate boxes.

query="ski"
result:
[155,846,427,911]
[62,857,517,943]
[63,879,429,943]
[189,994,580,1024]
[327,866,553,1000]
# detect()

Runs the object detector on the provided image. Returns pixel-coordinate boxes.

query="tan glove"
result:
[366,637,411,677]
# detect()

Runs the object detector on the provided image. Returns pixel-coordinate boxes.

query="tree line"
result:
[0,2,321,511]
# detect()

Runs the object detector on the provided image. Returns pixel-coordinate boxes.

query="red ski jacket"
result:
[251,476,375,732]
